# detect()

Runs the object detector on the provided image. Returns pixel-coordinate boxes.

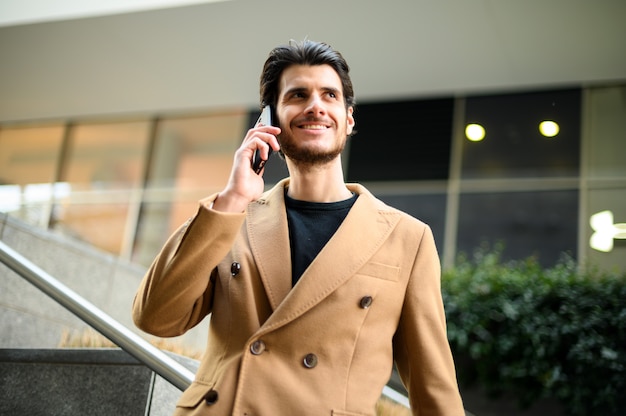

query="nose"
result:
[305,94,326,116]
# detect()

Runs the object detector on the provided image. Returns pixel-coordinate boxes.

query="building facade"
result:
[1,84,625,272]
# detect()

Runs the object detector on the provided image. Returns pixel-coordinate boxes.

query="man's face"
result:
[275,64,355,166]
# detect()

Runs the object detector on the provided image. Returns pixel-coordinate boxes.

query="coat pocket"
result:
[357,261,400,282]
[176,381,214,409]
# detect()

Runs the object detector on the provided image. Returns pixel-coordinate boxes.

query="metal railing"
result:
[0,241,194,391]
[0,239,410,408]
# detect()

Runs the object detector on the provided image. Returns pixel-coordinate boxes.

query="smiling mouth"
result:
[299,124,329,130]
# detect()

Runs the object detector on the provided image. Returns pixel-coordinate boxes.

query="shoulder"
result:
[347,183,428,229]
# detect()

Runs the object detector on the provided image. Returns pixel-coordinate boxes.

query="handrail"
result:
[0,241,194,391]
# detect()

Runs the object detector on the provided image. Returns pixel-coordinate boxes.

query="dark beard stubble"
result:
[278,131,346,168]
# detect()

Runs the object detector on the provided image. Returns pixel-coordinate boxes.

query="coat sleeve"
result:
[393,225,465,415]
[132,195,246,337]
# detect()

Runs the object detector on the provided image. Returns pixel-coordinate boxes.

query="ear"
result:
[346,106,355,136]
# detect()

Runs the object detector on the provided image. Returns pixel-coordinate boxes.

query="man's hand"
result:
[212,124,281,213]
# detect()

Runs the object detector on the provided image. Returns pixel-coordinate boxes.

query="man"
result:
[133,40,465,416]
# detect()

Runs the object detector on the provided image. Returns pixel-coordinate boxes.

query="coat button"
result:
[303,353,318,369]
[204,389,219,405]
[231,262,241,276]
[359,295,373,309]
[250,340,266,355]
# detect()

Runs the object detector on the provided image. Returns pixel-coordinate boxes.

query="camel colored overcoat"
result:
[133,179,464,416]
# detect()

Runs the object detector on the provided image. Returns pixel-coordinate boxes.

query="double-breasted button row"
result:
[249,340,319,369]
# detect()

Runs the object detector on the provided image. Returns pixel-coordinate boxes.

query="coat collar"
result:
[247,179,402,334]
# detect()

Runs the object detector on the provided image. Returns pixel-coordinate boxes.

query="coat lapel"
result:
[255,183,402,334]
[247,179,293,311]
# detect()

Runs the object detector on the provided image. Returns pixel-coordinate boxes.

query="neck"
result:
[285,157,352,203]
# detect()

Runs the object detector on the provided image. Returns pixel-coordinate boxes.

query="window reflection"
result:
[347,98,454,182]
[0,124,64,227]
[50,120,150,256]
[133,111,247,266]
[463,89,581,178]
[456,190,579,267]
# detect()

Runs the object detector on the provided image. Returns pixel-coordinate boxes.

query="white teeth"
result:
[300,125,327,130]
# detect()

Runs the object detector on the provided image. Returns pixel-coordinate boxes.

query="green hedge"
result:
[442,247,626,416]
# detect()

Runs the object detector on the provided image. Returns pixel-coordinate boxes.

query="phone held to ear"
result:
[252,106,273,174]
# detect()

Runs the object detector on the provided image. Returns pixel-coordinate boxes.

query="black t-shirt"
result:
[285,190,358,286]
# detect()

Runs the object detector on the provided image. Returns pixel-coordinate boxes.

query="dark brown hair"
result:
[259,40,356,112]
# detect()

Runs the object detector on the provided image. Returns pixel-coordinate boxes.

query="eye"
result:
[288,91,308,101]
[324,89,342,101]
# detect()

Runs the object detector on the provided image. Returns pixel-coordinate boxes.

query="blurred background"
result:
[1,0,625,272]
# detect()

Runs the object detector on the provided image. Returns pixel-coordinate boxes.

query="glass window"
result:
[50,120,150,256]
[456,190,579,267]
[133,111,248,266]
[0,124,65,227]
[347,98,454,182]
[462,89,581,179]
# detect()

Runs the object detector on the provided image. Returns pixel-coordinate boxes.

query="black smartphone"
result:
[252,106,273,174]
